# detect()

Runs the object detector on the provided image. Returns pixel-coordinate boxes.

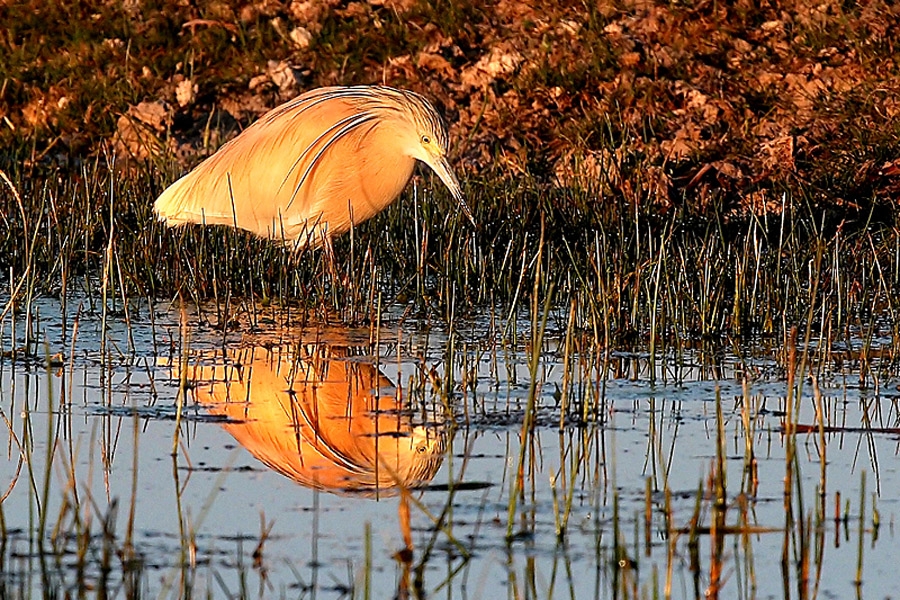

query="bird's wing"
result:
[153,87,381,242]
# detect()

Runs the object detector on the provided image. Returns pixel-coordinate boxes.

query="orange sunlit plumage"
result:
[153,85,471,248]
[174,344,447,496]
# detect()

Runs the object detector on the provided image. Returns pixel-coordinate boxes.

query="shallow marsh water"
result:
[1,297,899,599]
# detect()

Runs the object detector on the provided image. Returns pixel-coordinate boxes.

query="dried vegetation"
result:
[1,0,899,214]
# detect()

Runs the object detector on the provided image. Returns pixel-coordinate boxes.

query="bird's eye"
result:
[421,135,431,144]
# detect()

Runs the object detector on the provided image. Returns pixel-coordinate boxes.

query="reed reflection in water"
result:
[174,343,449,497]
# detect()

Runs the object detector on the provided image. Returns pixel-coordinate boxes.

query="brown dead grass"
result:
[1,0,899,216]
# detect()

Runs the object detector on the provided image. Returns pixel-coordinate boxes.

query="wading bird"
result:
[154,85,472,248]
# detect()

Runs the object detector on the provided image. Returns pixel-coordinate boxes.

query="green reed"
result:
[2,157,900,358]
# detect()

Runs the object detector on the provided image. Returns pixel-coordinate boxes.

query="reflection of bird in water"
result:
[180,344,447,496]
[153,85,472,249]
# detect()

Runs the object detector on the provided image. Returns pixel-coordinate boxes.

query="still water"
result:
[1,297,898,598]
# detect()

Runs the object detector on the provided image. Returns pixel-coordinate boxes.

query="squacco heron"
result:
[153,85,471,248]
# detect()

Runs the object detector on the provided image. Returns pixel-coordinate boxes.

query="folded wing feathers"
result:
[282,112,379,211]
[155,85,405,229]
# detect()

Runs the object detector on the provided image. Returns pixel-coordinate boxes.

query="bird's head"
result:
[390,90,474,225]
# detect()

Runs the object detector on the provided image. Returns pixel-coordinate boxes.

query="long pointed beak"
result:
[429,155,475,226]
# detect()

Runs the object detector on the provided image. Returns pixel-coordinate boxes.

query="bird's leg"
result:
[321,233,347,290]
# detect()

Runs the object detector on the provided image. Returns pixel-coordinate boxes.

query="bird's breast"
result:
[287,135,417,239]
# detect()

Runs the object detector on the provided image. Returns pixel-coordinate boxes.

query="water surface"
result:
[1,297,898,598]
